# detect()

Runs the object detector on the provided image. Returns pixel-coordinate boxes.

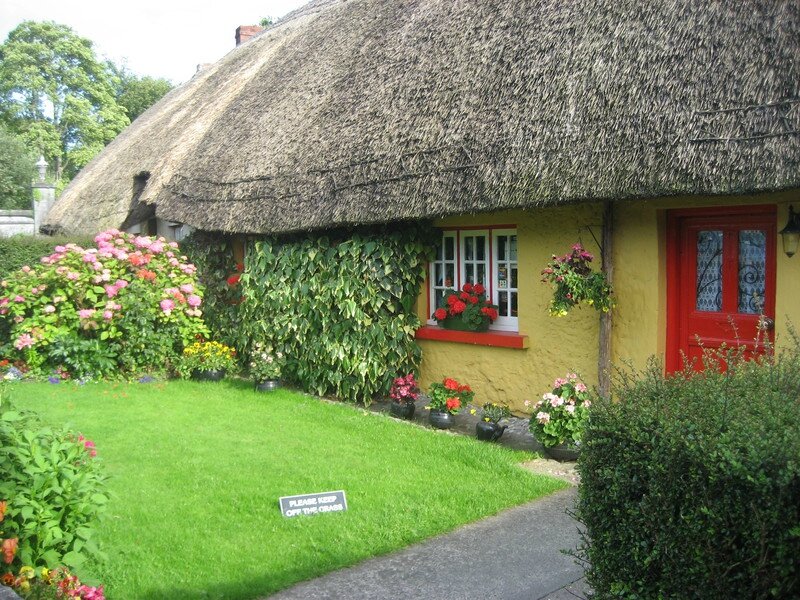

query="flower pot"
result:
[255,379,281,392]
[191,369,225,382]
[544,442,580,462]
[429,410,454,429]
[438,317,490,332]
[476,421,507,442]
[389,401,415,420]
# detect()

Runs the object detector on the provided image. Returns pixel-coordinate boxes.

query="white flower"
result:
[536,411,551,424]
[564,404,576,414]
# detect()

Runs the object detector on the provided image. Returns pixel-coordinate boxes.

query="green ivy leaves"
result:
[236,225,434,404]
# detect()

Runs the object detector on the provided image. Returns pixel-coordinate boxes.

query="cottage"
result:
[44,0,800,410]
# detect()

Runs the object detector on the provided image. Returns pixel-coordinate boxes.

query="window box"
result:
[416,325,528,349]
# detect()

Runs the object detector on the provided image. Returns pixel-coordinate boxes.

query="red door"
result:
[666,206,776,373]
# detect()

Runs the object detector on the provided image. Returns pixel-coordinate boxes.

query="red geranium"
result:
[459,291,470,301]
[473,283,485,295]
[450,300,466,315]
[462,283,474,293]
[444,378,460,391]
[446,294,458,306]
[445,397,461,411]
[468,296,479,304]
[433,308,448,320]
[428,376,475,414]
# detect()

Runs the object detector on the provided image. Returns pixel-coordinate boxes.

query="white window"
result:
[428,227,519,332]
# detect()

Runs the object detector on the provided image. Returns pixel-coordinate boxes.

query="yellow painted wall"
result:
[416,205,603,413]
[416,190,800,414]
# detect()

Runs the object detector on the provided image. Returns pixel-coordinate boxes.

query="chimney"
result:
[235,25,264,46]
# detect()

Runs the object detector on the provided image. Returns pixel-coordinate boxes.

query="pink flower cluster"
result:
[77,434,97,458]
[389,373,420,403]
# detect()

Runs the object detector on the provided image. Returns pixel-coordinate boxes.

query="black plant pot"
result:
[191,369,225,382]
[544,442,580,462]
[429,410,454,429]
[389,401,416,420]
[255,379,281,392]
[476,421,507,442]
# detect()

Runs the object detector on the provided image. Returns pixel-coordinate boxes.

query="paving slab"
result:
[268,488,585,600]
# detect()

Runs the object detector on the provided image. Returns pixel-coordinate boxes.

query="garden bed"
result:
[10,380,566,599]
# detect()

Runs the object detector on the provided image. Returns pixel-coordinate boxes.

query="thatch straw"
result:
[45,0,800,235]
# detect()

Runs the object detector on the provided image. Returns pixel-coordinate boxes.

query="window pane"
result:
[498,236,507,261]
[511,291,518,317]
[738,230,766,314]
[445,263,454,288]
[497,265,508,289]
[476,236,486,261]
[499,291,508,317]
[511,266,517,289]
[465,237,474,261]
[434,240,443,262]
[445,236,454,261]
[435,263,443,287]
[435,290,446,307]
[510,236,517,261]
[477,263,486,285]
[696,230,723,312]
[465,263,474,283]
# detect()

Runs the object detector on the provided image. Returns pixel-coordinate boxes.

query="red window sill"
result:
[415,326,528,349]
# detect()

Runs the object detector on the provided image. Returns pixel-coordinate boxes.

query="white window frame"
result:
[492,229,519,332]
[428,227,519,332]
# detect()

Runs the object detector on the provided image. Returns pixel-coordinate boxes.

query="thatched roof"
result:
[46,0,800,235]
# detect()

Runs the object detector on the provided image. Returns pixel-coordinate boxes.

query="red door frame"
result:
[665,205,777,373]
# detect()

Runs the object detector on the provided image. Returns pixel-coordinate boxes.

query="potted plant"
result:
[388,373,420,419]
[541,243,613,316]
[472,402,511,442]
[178,339,237,381]
[249,342,285,392]
[426,377,474,429]
[431,283,499,332]
[527,372,591,460]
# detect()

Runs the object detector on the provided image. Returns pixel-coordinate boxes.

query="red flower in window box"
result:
[432,286,499,331]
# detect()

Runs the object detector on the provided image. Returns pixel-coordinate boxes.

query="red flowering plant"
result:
[389,373,420,405]
[432,283,499,331]
[426,377,475,414]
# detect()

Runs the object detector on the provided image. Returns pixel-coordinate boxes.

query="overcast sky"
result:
[0,0,308,84]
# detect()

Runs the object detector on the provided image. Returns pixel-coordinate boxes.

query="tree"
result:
[109,64,172,123]
[0,125,35,210]
[0,21,129,183]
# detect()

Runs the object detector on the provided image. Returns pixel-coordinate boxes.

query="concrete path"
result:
[270,488,587,600]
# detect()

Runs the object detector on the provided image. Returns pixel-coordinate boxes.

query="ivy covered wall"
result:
[187,224,435,404]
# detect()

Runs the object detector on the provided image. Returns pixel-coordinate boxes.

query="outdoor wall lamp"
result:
[779,205,800,258]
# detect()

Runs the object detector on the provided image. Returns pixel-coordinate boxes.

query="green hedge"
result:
[576,346,800,599]
[238,225,434,403]
[0,235,95,278]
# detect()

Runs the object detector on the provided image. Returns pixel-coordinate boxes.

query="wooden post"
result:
[598,201,614,398]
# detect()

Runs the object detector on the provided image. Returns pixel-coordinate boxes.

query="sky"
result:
[0,0,308,84]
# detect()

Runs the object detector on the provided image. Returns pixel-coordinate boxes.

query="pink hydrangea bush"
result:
[0,230,209,377]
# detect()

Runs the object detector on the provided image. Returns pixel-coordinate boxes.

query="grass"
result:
[11,379,567,599]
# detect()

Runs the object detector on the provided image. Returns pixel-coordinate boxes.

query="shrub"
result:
[576,345,800,599]
[0,236,95,279]
[0,230,208,378]
[239,225,434,404]
[0,383,109,573]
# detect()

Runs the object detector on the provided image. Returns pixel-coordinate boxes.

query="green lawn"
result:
[11,380,566,599]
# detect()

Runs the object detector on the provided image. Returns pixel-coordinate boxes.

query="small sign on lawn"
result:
[279,490,348,518]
